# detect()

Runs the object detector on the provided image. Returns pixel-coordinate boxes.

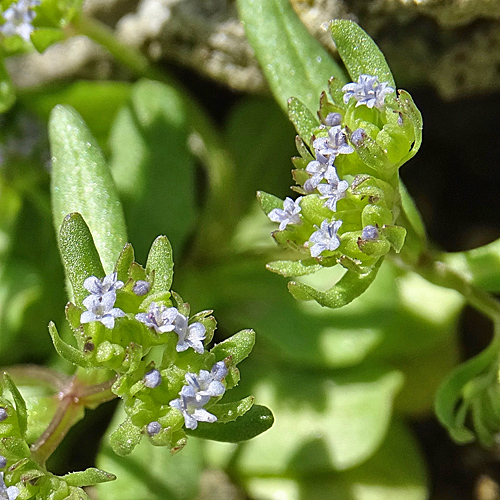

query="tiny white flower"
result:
[309,220,343,257]
[317,168,349,212]
[0,0,40,42]
[80,293,125,329]
[173,313,206,354]
[83,272,124,299]
[268,197,302,231]
[135,302,177,334]
[342,74,394,110]
[0,472,19,500]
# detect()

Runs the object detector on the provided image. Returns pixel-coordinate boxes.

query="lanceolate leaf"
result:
[49,105,127,274]
[236,0,347,113]
[48,322,92,368]
[62,468,116,487]
[330,20,395,88]
[146,236,174,294]
[3,374,28,438]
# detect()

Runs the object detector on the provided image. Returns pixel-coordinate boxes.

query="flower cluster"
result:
[0,0,40,42]
[50,237,258,454]
[260,72,420,299]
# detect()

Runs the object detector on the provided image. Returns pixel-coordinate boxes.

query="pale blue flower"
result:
[146,421,162,436]
[304,152,335,191]
[0,472,19,500]
[144,369,162,389]
[0,456,6,469]
[132,280,150,296]
[361,225,379,241]
[326,126,354,156]
[169,362,227,430]
[83,272,124,299]
[0,408,7,422]
[135,302,177,334]
[342,74,394,110]
[324,112,342,127]
[0,0,40,42]
[173,313,206,354]
[80,293,125,329]
[268,197,302,231]
[309,220,343,257]
[317,168,349,212]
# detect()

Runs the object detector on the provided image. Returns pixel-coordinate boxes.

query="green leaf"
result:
[287,97,319,148]
[288,260,383,308]
[211,329,255,366]
[236,0,347,113]
[109,417,142,457]
[48,321,92,368]
[109,79,197,263]
[58,213,105,304]
[207,395,254,423]
[3,374,28,438]
[98,404,202,500]
[256,191,283,216]
[267,259,322,277]
[397,90,423,161]
[146,236,174,294]
[0,57,15,113]
[30,28,65,52]
[330,20,395,87]
[62,468,116,487]
[115,243,134,283]
[188,404,273,442]
[49,105,127,274]
[435,334,500,443]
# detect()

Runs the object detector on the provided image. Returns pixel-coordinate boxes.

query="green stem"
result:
[30,374,117,466]
[69,14,239,259]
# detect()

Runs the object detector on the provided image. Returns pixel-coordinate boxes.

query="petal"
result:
[193,408,217,424]
[188,322,206,339]
[100,315,115,329]
[188,340,205,355]
[80,311,97,324]
[83,276,102,295]
[206,380,225,397]
[310,243,325,258]
[211,361,228,381]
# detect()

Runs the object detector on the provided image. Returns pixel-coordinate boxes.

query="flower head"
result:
[80,293,125,329]
[342,74,394,110]
[317,168,349,212]
[135,302,178,334]
[173,313,206,354]
[185,361,227,398]
[0,0,40,42]
[309,220,343,257]
[268,197,302,231]
[304,152,335,191]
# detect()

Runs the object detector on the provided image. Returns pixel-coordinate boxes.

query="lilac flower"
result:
[304,152,335,191]
[324,112,342,127]
[135,302,178,334]
[317,168,349,212]
[361,225,379,241]
[80,293,125,329]
[326,126,354,156]
[0,0,40,42]
[342,74,395,110]
[143,369,162,389]
[0,472,19,500]
[83,272,124,299]
[309,220,343,257]
[0,408,7,422]
[173,313,206,354]
[0,456,6,469]
[133,280,150,296]
[268,197,302,231]
[169,362,227,430]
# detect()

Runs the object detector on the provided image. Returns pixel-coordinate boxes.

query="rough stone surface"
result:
[7,0,500,100]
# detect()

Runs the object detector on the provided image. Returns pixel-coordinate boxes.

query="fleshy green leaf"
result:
[48,321,92,368]
[115,243,134,283]
[109,79,197,262]
[109,417,142,457]
[187,404,273,442]
[236,0,347,113]
[256,191,283,216]
[287,97,319,148]
[58,212,105,304]
[207,395,254,423]
[267,259,322,277]
[330,20,395,87]
[3,374,28,438]
[288,260,383,308]
[62,468,116,487]
[146,236,174,294]
[49,105,127,274]
[30,28,65,52]
[211,329,255,366]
